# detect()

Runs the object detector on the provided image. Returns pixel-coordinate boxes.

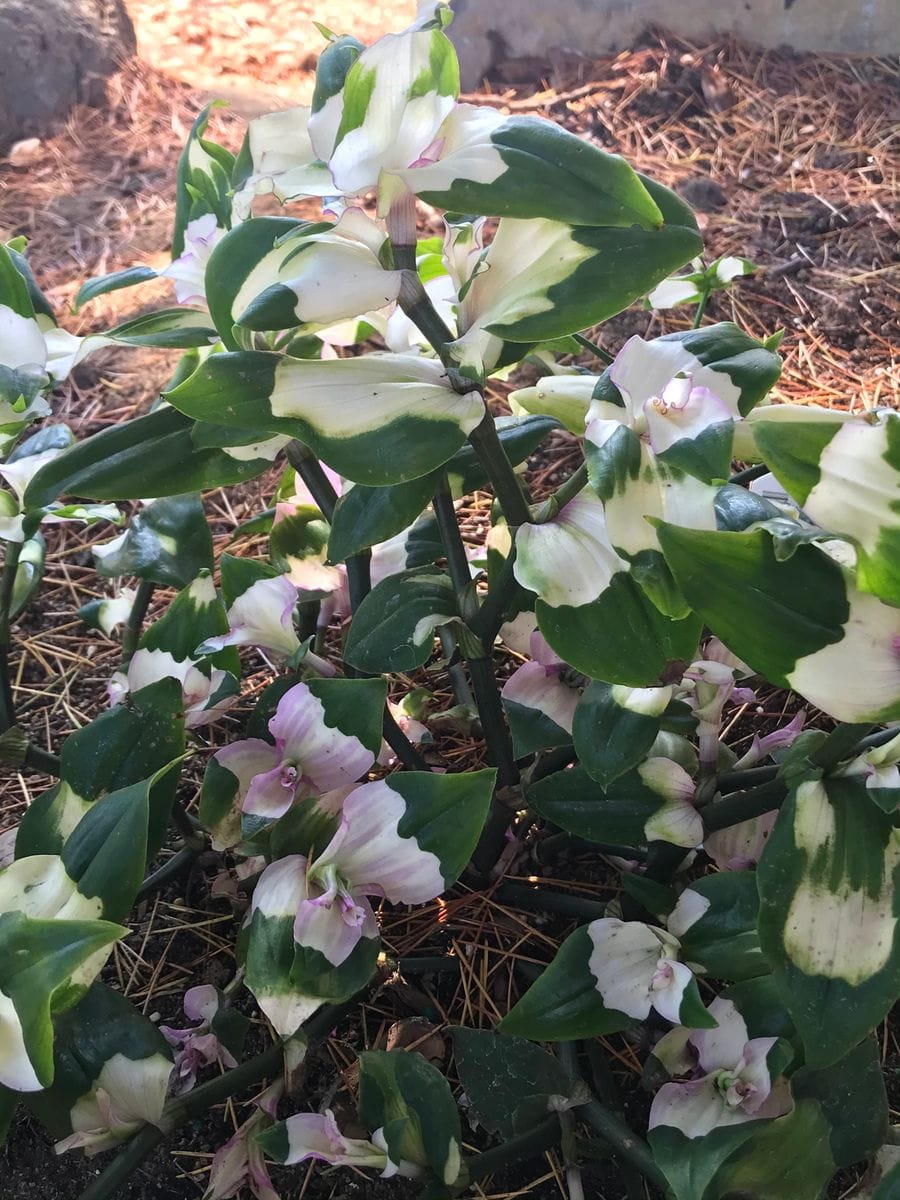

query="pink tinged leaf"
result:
[281,1109,389,1169]
[315,779,445,904]
[215,739,281,801]
[649,1076,734,1138]
[644,381,735,456]
[501,661,578,735]
[267,681,375,793]
[292,885,377,967]
[243,763,305,821]
[204,576,300,660]
[648,958,694,1024]
[586,918,685,1022]
[731,1036,779,1116]
[251,856,308,919]
[704,811,777,871]
[691,999,751,1074]
[184,984,220,1024]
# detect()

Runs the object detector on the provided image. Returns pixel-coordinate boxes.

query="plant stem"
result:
[285,440,424,769]
[121,580,155,665]
[556,1042,651,1200]
[810,722,875,771]
[534,831,647,864]
[546,461,588,514]
[472,548,520,647]
[692,288,711,329]
[495,882,608,921]
[702,777,786,834]
[285,441,336,521]
[581,1101,667,1192]
[572,332,615,364]
[729,463,769,486]
[468,410,533,529]
[397,271,455,365]
[716,763,779,791]
[382,708,428,770]
[0,541,22,732]
[137,844,202,901]
[432,474,519,799]
[466,1115,561,1182]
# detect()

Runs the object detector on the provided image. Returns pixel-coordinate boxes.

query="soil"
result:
[0,5,897,1199]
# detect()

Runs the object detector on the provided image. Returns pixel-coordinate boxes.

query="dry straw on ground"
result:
[0,17,897,1198]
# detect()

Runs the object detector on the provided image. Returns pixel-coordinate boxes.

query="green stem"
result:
[0,541,22,731]
[702,777,786,834]
[397,271,455,365]
[546,461,588,514]
[729,463,769,486]
[810,722,875,771]
[495,882,608,921]
[692,288,711,329]
[286,441,336,521]
[468,410,532,529]
[572,332,615,365]
[466,1114,561,1182]
[286,440,424,769]
[535,830,647,864]
[137,844,202,901]
[432,475,519,798]
[716,763,779,791]
[472,548,520,648]
[121,580,155,665]
[581,1101,667,1192]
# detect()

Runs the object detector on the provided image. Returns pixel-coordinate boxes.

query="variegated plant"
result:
[0,5,897,1199]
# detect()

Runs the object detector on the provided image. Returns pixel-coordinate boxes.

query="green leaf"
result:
[103,308,218,349]
[312,35,364,112]
[343,567,459,673]
[9,533,45,621]
[73,265,159,311]
[358,1049,462,1186]
[327,415,559,562]
[755,409,900,607]
[0,241,35,318]
[710,1100,835,1200]
[573,680,670,788]
[203,215,305,349]
[328,476,435,564]
[451,1027,579,1138]
[23,406,274,505]
[140,570,235,669]
[528,764,661,848]
[792,1036,887,1168]
[0,912,124,1090]
[33,982,172,1138]
[649,1122,760,1200]
[656,524,844,686]
[415,115,665,229]
[668,872,767,982]
[536,573,701,687]
[499,926,631,1040]
[94,494,213,589]
[165,351,485,487]
[757,776,900,1068]
[172,102,235,258]
[16,680,185,861]
[391,769,496,886]
[658,523,900,723]
[61,766,179,922]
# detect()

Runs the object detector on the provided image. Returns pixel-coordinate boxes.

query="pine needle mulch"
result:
[0,23,897,1200]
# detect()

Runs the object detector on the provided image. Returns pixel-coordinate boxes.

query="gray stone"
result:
[0,0,135,150]
[448,0,900,90]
